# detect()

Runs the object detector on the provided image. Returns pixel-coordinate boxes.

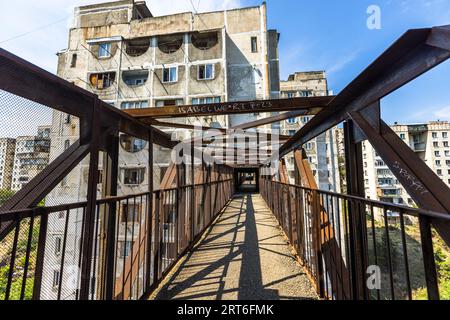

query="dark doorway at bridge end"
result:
[234,167,259,193]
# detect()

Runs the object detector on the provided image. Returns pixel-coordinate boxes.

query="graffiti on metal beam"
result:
[392,161,429,195]
[178,101,274,114]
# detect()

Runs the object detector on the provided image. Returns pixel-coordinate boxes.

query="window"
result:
[289,130,296,136]
[52,270,60,288]
[64,114,71,124]
[119,241,133,258]
[156,99,184,107]
[444,141,449,148]
[121,101,149,110]
[433,142,439,148]
[120,135,147,153]
[64,140,70,150]
[300,90,312,97]
[437,169,443,176]
[126,37,151,57]
[435,151,441,157]
[446,151,450,157]
[55,237,62,255]
[436,160,441,166]
[122,70,149,86]
[302,116,310,124]
[443,132,448,139]
[158,35,183,54]
[286,92,295,98]
[122,168,145,185]
[198,64,214,80]
[191,32,218,50]
[89,72,116,89]
[162,67,177,83]
[287,118,297,124]
[70,54,77,68]
[192,97,221,105]
[98,43,111,58]
[400,133,406,140]
[447,160,450,166]
[432,132,438,139]
[251,36,258,53]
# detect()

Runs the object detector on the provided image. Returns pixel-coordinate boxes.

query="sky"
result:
[1,0,450,138]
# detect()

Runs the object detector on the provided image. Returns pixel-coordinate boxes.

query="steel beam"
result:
[125,96,332,119]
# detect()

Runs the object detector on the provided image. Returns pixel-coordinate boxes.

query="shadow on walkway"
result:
[153,194,317,300]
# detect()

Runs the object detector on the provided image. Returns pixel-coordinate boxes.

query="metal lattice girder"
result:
[125,96,332,119]
[276,25,450,159]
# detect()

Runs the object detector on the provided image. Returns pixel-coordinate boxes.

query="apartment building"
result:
[0,138,16,190]
[10,126,51,192]
[42,0,280,299]
[363,121,450,205]
[280,71,341,192]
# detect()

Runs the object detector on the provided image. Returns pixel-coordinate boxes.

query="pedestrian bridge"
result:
[153,193,317,300]
[1,25,450,301]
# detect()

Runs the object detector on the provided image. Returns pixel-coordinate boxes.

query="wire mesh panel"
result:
[0,89,80,206]
[259,178,450,300]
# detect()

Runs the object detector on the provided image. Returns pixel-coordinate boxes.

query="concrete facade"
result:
[280,71,340,192]
[0,138,16,190]
[43,0,280,300]
[362,121,450,205]
[10,126,51,192]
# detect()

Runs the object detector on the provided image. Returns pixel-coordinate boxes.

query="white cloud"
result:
[407,104,450,123]
[0,0,243,73]
[326,49,361,75]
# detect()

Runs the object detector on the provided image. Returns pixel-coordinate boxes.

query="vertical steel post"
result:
[79,99,101,300]
[103,134,119,300]
[145,129,154,292]
[343,120,367,300]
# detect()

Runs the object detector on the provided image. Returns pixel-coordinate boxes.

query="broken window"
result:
[125,37,150,57]
[191,32,218,50]
[98,43,111,58]
[162,67,177,83]
[122,70,149,86]
[251,36,258,53]
[89,72,116,89]
[158,34,183,54]
[120,134,147,153]
[198,64,214,80]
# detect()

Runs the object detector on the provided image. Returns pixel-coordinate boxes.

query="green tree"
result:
[0,189,15,206]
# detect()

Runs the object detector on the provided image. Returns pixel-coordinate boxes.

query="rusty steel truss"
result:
[0,24,450,301]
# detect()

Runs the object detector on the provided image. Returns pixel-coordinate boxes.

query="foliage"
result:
[0,219,40,300]
[0,189,15,206]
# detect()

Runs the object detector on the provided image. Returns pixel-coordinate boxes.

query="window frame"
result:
[98,43,112,58]
[162,66,178,83]
[197,64,214,80]
[251,36,258,53]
